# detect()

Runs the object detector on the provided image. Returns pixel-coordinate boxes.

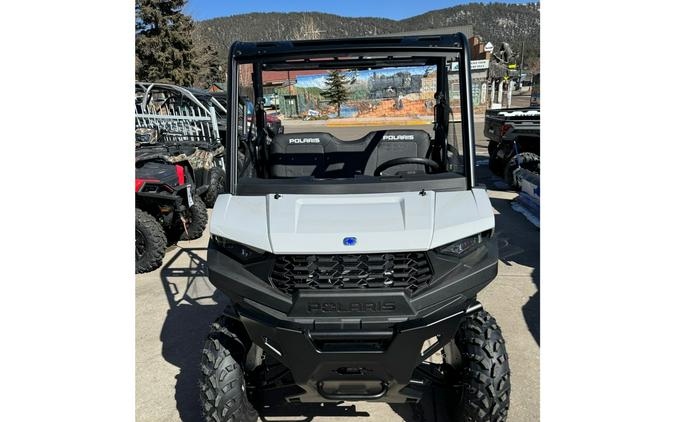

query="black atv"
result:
[135,130,209,273]
[135,82,228,208]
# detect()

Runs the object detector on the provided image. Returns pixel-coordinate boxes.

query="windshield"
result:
[230,49,474,195]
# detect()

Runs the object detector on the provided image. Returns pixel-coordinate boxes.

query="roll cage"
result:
[226,33,477,195]
[135,82,227,145]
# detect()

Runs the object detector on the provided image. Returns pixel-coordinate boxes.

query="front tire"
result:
[487,141,504,176]
[204,167,226,208]
[200,318,258,422]
[135,208,167,274]
[448,309,511,422]
[177,196,208,240]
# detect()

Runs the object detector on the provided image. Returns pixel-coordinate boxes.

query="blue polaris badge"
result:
[343,236,357,246]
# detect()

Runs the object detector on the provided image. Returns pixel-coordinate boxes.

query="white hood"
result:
[210,190,494,254]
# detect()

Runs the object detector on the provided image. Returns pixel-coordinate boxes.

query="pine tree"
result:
[320,70,350,117]
[135,0,196,86]
[194,45,222,89]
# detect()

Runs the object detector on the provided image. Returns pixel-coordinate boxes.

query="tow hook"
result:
[465,302,483,315]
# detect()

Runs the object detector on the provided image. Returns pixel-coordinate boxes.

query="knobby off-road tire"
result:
[178,196,208,241]
[204,167,226,208]
[200,317,258,422]
[487,142,503,175]
[504,152,539,190]
[135,208,167,274]
[487,141,498,158]
[452,309,511,422]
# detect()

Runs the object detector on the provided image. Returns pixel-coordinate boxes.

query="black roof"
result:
[231,32,470,65]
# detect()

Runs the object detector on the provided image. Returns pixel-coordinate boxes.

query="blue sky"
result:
[185,1,534,21]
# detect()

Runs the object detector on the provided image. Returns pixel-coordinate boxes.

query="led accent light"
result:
[436,230,492,257]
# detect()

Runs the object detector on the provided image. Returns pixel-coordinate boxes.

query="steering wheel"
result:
[374,157,440,176]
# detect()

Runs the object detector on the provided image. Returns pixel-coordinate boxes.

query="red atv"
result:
[135,131,209,273]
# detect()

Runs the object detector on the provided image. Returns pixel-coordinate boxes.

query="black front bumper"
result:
[207,238,498,403]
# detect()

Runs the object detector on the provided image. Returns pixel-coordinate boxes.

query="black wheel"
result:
[135,208,167,274]
[487,141,497,157]
[446,309,511,422]
[487,142,503,175]
[204,167,226,208]
[504,152,539,190]
[177,196,208,241]
[200,317,258,422]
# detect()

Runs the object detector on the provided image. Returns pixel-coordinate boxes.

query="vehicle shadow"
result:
[159,247,226,422]
[522,266,540,345]
[492,199,540,346]
[476,146,540,346]
[159,247,372,422]
[389,394,449,421]
[259,403,369,421]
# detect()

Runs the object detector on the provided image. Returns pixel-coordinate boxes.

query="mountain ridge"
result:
[193,3,540,66]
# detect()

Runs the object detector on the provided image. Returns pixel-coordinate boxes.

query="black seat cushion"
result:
[269,130,431,178]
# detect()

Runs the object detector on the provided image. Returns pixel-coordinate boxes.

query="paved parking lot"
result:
[136,117,540,421]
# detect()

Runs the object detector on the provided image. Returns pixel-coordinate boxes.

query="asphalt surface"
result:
[136,107,540,421]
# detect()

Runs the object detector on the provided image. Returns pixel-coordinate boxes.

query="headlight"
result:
[211,235,267,263]
[435,230,492,257]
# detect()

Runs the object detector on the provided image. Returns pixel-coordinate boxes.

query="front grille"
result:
[269,252,432,295]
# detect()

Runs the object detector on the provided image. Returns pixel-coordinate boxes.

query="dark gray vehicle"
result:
[484,107,540,189]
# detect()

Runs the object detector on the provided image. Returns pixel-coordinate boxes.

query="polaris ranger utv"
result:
[202,33,510,421]
[485,107,540,189]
